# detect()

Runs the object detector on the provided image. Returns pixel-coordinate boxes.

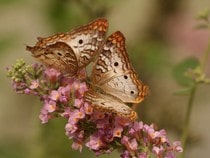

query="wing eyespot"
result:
[114,62,119,66]
[78,39,83,44]
[57,52,62,56]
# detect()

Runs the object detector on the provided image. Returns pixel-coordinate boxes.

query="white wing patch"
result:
[92,31,147,103]
[85,90,137,121]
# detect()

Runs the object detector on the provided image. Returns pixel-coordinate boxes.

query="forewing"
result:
[32,18,108,68]
[92,31,148,103]
[26,42,78,75]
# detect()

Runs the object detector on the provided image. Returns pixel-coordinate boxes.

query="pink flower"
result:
[68,109,85,125]
[57,85,71,103]
[129,138,138,151]
[38,100,56,123]
[44,68,61,83]
[7,62,183,157]
[120,150,130,158]
[50,90,60,101]
[29,80,39,89]
[133,121,144,132]
[24,88,31,94]
[96,116,110,129]
[83,102,93,115]
[65,122,78,136]
[152,146,164,156]
[99,128,114,142]
[12,82,27,93]
[86,134,105,150]
[129,121,143,140]
[39,108,49,124]
[61,107,71,118]
[138,152,148,158]
[72,141,83,152]
[72,81,87,98]
[172,141,183,152]
[121,136,138,152]
[92,111,106,120]
[115,116,131,127]
[74,98,83,108]
[113,125,123,138]
[78,82,88,95]
[45,100,56,113]
[165,152,175,158]
[159,130,168,143]
[76,68,87,79]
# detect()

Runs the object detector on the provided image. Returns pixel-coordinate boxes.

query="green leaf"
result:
[195,8,210,21]
[132,41,168,74]
[195,23,209,30]
[173,88,192,95]
[173,57,199,87]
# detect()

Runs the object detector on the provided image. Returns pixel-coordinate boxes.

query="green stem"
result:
[180,17,210,158]
[180,84,197,158]
[200,38,210,71]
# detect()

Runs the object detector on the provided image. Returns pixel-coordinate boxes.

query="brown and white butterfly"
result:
[26,18,108,76]
[85,31,148,121]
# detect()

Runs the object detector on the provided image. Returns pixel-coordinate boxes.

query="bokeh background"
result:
[1,0,210,157]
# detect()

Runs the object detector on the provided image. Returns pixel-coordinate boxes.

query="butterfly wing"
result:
[26,42,78,75]
[28,18,108,69]
[92,31,148,103]
[85,90,137,121]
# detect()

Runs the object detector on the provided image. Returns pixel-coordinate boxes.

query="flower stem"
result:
[200,40,210,71]
[180,83,197,158]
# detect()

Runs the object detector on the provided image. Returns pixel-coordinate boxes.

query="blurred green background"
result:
[1,0,210,157]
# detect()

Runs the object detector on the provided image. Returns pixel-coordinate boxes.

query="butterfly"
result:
[85,31,148,121]
[26,18,108,76]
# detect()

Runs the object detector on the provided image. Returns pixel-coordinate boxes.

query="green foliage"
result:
[179,9,210,158]
[7,59,28,82]
[132,41,168,74]
[40,119,79,158]
[7,59,44,82]
[173,57,199,87]
[0,143,26,158]
[0,0,22,5]
[0,35,16,54]
[46,0,83,32]
[45,0,115,32]
[195,8,210,30]
[195,8,210,21]
[195,23,209,29]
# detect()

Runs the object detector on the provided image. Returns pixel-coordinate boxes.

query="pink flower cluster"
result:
[7,61,183,158]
